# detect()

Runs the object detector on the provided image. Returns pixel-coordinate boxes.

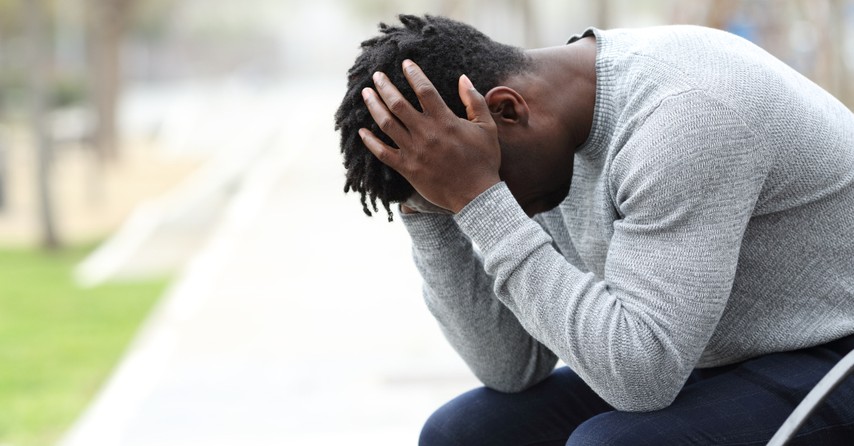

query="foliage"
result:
[0,244,169,446]
[49,75,88,108]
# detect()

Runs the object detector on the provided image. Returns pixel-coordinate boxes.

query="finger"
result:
[372,71,419,125]
[458,74,491,124]
[358,128,404,171]
[402,59,449,115]
[362,87,410,145]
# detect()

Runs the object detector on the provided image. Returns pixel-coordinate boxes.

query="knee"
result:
[566,412,643,446]
[418,388,494,446]
[418,404,454,446]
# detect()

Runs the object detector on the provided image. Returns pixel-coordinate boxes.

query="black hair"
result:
[334,14,531,221]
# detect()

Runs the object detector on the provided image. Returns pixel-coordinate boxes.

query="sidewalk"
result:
[60,79,478,446]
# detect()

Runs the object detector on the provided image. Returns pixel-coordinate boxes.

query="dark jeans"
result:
[420,335,854,445]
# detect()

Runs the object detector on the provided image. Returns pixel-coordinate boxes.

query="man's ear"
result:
[484,86,529,125]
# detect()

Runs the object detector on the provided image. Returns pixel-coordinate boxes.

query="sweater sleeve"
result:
[454,93,771,411]
[400,211,557,391]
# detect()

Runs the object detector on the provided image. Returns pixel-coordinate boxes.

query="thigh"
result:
[419,367,613,446]
[568,346,854,446]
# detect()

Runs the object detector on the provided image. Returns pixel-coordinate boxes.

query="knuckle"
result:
[414,82,434,97]
[374,148,390,163]
[372,75,385,89]
[424,132,441,146]
[441,117,458,132]
[378,116,396,133]
[405,160,422,176]
[388,98,408,115]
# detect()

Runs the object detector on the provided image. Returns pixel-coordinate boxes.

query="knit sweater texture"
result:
[400,25,854,412]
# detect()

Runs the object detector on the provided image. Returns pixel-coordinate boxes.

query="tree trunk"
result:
[87,0,134,162]
[830,0,850,108]
[0,138,6,212]
[22,0,60,250]
[705,0,739,30]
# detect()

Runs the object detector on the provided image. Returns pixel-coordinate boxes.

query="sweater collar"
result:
[568,27,617,160]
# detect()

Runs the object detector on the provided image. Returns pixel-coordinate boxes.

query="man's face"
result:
[503,169,572,217]
[496,128,575,218]
[399,158,571,218]
[397,116,575,218]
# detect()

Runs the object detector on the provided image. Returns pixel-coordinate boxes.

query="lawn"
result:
[0,244,169,446]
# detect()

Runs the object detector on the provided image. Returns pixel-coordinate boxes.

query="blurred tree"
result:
[706,0,740,31]
[87,0,136,162]
[0,0,22,115]
[704,0,851,108]
[835,0,852,107]
[131,0,175,42]
[22,0,59,250]
[0,135,6,212]
[0,0,14,213]
[0,0,23,39]
[827,0,850,105]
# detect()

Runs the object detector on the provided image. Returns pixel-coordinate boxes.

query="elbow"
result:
[482,379,536,394]
[474,350,557,394]
[609,391,677,413]
[475,365,552,394]
[603,376,682,412]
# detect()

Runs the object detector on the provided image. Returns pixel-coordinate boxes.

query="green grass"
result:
[0,244,169,446]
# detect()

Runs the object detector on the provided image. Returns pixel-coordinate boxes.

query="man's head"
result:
[334,14,531,220]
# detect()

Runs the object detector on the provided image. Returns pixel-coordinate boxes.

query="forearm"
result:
[402,211,557,391]
[453,183,750,411]
[446,97,772,411]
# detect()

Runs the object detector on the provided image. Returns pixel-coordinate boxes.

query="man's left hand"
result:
[359,60,501,213]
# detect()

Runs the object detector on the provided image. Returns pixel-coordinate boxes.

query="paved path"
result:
[60,79,479,446]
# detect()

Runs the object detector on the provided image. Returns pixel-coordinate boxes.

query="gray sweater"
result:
[401,26,854,412]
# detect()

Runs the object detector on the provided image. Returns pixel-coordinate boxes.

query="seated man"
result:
[334,14,854,445]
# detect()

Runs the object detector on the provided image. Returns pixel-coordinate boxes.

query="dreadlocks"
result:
[334,14,531,221]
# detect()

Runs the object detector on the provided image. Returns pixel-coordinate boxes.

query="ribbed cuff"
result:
[453,182,535,254]
[400,210,468,250]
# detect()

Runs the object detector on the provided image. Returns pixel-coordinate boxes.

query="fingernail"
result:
[402,59,414,69]
[358,128,367,139]
[361,87,371,100]
[461,74,474,89]
[372,71,382,82]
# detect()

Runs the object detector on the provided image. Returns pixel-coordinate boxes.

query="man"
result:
[334,14,854,445]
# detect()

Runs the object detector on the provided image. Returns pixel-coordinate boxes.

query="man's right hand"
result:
[359,62,501,214]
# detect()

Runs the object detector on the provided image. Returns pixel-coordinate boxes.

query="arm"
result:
[401,211,557,391]
[455,94,772,411]
[358,62,770,410]
[358,61,556,391]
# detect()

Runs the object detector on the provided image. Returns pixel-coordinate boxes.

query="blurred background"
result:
[0,0,851,445]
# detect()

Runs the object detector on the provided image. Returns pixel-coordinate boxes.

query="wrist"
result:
[400,203,419,214]
[451,177,501,213]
